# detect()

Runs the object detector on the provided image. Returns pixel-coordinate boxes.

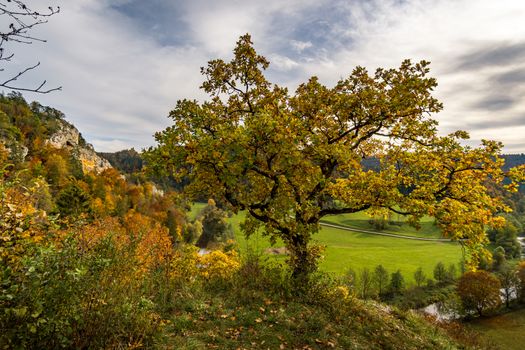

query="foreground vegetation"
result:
[466,308,525,350]
[1,228,471,349]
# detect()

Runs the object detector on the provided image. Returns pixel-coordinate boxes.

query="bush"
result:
[457,271,501,317]
[0,237,162,349]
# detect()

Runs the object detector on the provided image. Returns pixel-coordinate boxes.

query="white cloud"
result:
[270,54,299,71]
[290,40,313,53]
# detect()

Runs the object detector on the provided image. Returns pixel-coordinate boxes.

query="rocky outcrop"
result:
[77,147,112,174]
[46,120,112,174]
[46,122,80,149]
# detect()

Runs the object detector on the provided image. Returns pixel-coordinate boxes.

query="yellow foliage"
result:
[80,158,96,173]
[198,250,240,280]
[332,285,351,300]
[92,197,106,218]
[0,176,48,266]
[170,245,200,281]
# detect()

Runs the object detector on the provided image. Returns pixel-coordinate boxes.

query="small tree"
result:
[359,268,373,299]
[55,182,91,218]
[195,199,234,248]
[488,221,522,259]
[373,264,389,296]
[183,219,203,244]
[516,261,525,302]
[414,267,426,287]
[433,262,447,284]
[491,246,506,271]
[446,263,457,282]
[389,270,405,295]
[457,271,501,316]
[498,263,519,309]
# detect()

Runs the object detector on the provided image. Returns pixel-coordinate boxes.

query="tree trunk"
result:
[288,233,315,287]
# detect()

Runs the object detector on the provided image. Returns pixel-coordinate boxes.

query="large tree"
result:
[147,34,521,279]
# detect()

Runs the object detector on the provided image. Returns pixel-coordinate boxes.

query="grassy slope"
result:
[466,309,525,350]
[159,264,466,350]
[190,203,462,285]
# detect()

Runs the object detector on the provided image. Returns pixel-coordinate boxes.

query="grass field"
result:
[190,203,463,285]
[321,211,443,238]
[466,309,525,350]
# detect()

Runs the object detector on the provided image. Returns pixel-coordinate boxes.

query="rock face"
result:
[47,122,80,149]
[46,120,112,174]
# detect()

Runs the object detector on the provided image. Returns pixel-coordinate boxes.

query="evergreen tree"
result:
[433,262,447,284]
[56,182,91,218]
[390,270,405,294]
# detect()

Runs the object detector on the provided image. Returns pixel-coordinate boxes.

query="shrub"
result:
[457,271,501,316]
[0,237,162,349]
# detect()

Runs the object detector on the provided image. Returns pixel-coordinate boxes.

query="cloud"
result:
[472,96,518,112]
[290,40,313,53]
[454,42,525,71]
[3,0,525,154]
[466,114,525,130]
[4,0,208,151]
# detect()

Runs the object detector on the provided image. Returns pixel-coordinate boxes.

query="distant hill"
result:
[501,154,525,171]
[98,148,143,174]
[361,154,525,172]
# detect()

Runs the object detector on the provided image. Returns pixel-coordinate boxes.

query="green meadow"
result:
[190,203,463,285]
[321,211,443,238]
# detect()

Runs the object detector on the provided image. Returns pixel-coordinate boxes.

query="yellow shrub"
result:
[170,245,200,281]
[1,179,48,266]
[198,250,240,281]
[332,285,351,300]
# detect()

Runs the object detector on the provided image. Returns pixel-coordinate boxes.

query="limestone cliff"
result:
[45,120,112,173]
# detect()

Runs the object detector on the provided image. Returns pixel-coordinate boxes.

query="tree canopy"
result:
[146,34,523,278]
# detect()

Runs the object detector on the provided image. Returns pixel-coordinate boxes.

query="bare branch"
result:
[0,61,61,93]
[0,1,60,93]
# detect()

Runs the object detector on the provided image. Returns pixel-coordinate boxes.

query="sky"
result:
[2,0,525,152]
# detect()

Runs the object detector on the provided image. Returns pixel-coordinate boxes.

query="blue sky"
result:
[3,0,525,152]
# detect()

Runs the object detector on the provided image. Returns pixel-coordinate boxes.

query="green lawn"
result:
[190,203,463,285]
[321,211,443,238]
[466,308,525,350]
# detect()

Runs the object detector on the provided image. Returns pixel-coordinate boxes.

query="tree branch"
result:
[0,62,61,93]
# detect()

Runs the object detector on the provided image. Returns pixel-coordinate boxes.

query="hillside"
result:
[0,93,111,174]
[98,148,143,174]
[0,94,490,349]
